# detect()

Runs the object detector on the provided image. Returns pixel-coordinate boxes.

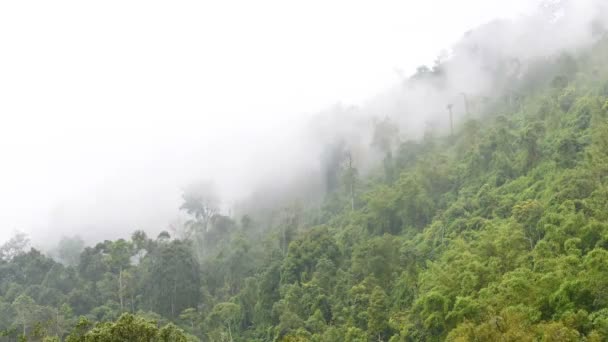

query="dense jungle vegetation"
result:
[4,14,608,342]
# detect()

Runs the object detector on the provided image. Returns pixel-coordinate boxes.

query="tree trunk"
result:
[118,267,124,312]
[447,105,454,137]
[171,278,177,317]
[350,181,355,211]
[347,152,355,211]
[56,308,61,337]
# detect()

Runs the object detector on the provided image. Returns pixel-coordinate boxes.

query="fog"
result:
[1,0,598,247]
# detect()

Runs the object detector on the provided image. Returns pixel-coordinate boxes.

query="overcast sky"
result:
[0,0,540,245]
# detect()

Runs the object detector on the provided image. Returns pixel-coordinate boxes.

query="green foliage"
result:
[81,313,192,342]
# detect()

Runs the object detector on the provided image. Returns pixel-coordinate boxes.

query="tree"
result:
[371,117,400,183]
[367,286,390,341]
[81,313,191,342]
[179,308,198,330]
[144,240,201,318]
[342,150,358,210]
[13,294,36,337]
[131,230,150,261]
[512,200,544,249]
[180,181,220,237]
[520,122,545,171]
[206,303,241,342]
[78,243,110,282]
[55,236,85,266]
[0,232,30,261]
[320,139,349,193]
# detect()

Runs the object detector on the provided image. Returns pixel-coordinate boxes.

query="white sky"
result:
[0,0,539,244]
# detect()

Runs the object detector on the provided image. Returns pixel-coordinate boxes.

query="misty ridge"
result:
[5,0,608,340]
[175,1,606,234]
[10,0,606,254]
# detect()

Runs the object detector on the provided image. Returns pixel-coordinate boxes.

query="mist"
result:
[1,0,602,248]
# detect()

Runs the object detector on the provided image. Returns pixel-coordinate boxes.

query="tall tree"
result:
[180,181,220,237]
[144,240,201,318]
[0,232,30,261]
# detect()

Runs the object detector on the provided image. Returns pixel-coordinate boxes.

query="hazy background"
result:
[0,0,540,245]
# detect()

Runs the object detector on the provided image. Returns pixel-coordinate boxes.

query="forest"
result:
[4,3,608,342]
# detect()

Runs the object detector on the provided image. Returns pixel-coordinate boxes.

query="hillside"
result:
[3,11,608,342]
